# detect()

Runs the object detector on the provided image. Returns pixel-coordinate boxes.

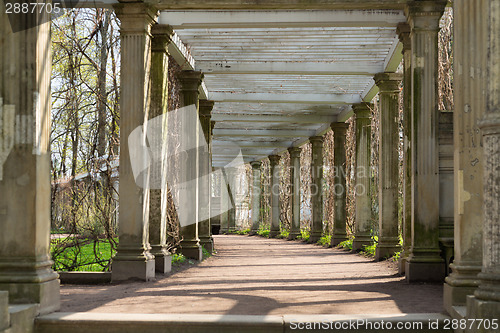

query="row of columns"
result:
[111,1,217,279]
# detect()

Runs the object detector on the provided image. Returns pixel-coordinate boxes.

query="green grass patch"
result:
[51,238,116,272]
[317,234,331,247]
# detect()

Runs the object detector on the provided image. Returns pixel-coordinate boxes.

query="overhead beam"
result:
[156,1,408,10]
[159,10,406,28]
[197,61,384,75]
[212,114,338,123]
[213,128,316,137]
[210,92,360,104]
[213,140,294,148]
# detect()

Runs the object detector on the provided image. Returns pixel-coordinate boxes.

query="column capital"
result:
[352,102,373,119]
[330,122,349,134]
[309,136,324,147]
[288,147,302,158]
[113,2,158,35]
[199,100,215,117]
[179,70,203,92]
[405,1,447,31]
[374,72,403,93]
[268,155,281,166]
[396,22,411,52]
[250,160,262,169]
[151,24,173,53]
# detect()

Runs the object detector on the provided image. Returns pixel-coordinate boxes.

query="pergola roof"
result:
[159,9,405,167]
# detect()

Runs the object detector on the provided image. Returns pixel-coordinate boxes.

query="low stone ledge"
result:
[58,272,111,285]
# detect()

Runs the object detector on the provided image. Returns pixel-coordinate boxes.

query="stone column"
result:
[268,155,281,238]
[309,136,324,243]
[220,172,229,233]
[250,161,262,234]
[148,24,171,274]
[352,103,373,251]
[330,123,349,246]
[225,168,237,232]
[288,147,302,240]
[0,11,60,313]
[178,70,203,261]
[444,0,487,313]
[198,100,214,253]
[397,22,412,275]
[374,72,403,260]
[111,1,157,282]
[467,0,500,325]
[405,0,447,282]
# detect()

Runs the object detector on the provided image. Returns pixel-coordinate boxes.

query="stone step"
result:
[0,291,9,331]
[7,304,39,333]
[35,312,453,333]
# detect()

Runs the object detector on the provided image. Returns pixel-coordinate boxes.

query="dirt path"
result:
[60,235,444,315]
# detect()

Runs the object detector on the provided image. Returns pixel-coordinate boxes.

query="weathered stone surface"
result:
[405,0,447,283]
[309,136,324,243]
[352,103,373,251]
[445,0,487,311]
[374,72,402,261]
[250,161,262,234]
[330,123,348,247]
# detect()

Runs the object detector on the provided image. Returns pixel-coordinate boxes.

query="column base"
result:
[269,228,280,238]
[0,279,60,315]
[398,253,409,275]
[443,263,481,314]
[352,234,372,251]
[331,233,348,247]
[466,295,500,333]
[308,232,322,243]
[150,246,172,274]
[0,257,60,315]
[111,259,156,282]
[200,237,214,254]
[405,258,445,283]
[288,230,301,240]
[375,240,401,261]
[179,244,203,261]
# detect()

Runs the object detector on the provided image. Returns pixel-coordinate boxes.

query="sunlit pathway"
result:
[60,235,444,315]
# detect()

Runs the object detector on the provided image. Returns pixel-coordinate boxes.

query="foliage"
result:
[317,235,331,247]
[257,225,270,238]
[297,228,310,242]
[338,239,353,251]
[202,247,212,258]
[277,229,290,239]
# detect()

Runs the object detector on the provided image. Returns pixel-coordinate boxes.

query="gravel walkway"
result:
[60,235,444,315]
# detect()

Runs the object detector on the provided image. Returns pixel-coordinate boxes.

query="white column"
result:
[0,10,59,313]
[250,161,262,234]
[111,1,157,282]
